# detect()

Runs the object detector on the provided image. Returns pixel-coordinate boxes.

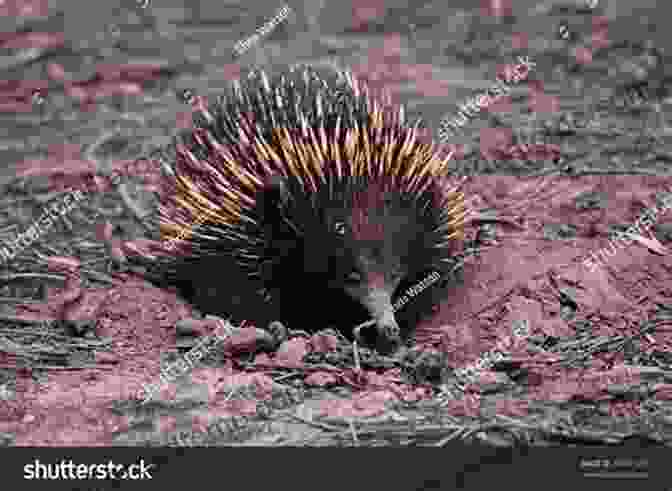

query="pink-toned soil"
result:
[1,174,670,445]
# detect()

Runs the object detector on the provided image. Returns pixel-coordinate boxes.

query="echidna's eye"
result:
[345,270,362,284]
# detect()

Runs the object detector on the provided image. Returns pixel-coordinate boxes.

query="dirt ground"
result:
[0,0,670,453]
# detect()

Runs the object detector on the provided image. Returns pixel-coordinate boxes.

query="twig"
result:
[78,257,110,266]
[352,340,361,371]
[352,319,374,370]
[435,426,468,446]
[349,418,359,446]
[0,329,111,347]
[0,315,55,325]
[469,213,527,230]
[289,414,345,432]
[353,319,376,332]
[328,422,481,444]
[0,273,66,282]
[494,414,537,429]
[0,298,42,304]
[33,364,107,371]
[80,268,117,285]
[222,385,239,403]
[272,371,302,382]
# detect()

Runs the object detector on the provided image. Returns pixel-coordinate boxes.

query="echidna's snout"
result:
[350,285,403,355]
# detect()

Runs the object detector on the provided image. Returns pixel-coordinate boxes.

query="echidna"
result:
[138,65,469,354]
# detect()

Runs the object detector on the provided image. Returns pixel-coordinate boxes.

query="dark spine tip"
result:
[260,175,289,213]
[256,175,292,234]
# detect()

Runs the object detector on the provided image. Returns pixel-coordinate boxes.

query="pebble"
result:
[175,318,206,337]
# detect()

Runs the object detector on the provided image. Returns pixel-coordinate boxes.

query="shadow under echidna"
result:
[138,65,469,355]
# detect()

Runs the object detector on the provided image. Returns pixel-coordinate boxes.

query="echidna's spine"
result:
[149,66,468,278]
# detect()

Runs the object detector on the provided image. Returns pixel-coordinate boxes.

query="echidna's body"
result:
[142,65,468,354]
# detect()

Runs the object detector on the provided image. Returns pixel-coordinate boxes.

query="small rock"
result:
[219,327,276,356]
[83,371,100,381]
[309,332,338,353]
[654,223,672,243]
[64,319,96,337]
[0,433,14,446]
[175,318,207,337]
[475,430,515,447]
[544,223,577,240]
[95,351,119,364]
[175,338,199,350]
[606,384,650,398]
[479,380,511,394]
[575,191,608,211]
[267,321,288,343]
